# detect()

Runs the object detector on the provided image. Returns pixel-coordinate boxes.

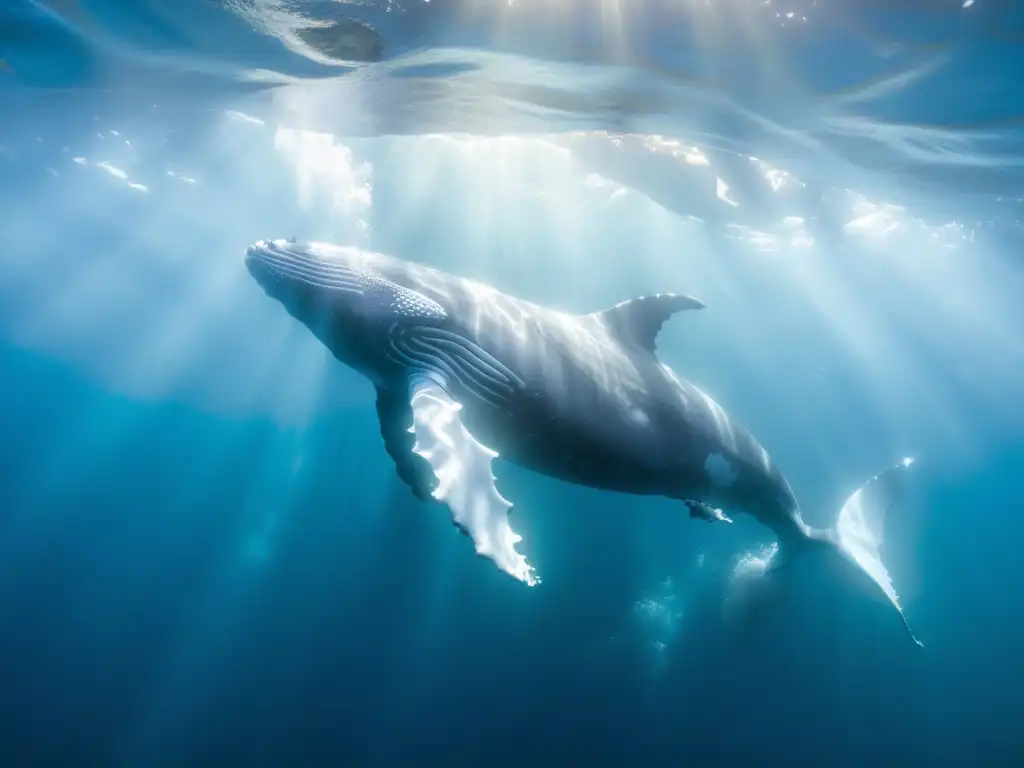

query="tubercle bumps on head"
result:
[388,284,448,320]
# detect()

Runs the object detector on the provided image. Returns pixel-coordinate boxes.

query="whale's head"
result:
[246,239,449,380]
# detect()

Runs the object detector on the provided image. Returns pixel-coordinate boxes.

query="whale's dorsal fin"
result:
[593,294,705,354]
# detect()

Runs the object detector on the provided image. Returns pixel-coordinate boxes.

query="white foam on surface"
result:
[408,382,538,586]
[96,161,128,180]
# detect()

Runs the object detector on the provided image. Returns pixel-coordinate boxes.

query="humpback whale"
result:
[245,238,922,646]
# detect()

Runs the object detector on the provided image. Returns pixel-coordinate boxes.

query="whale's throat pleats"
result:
[384,325,524,409]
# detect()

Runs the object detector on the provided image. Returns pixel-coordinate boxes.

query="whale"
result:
[245,238,922,646]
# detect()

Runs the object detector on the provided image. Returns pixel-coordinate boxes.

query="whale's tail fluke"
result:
[794,458,923,647]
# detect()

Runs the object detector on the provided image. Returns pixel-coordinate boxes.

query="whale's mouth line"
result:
[246,240,365,294]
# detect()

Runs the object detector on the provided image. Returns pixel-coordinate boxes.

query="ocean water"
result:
[1,1,1023,765]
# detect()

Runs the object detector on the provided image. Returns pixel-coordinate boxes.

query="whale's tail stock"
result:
[769,458,924,648]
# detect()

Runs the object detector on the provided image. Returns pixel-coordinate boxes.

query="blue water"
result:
[2,1,1023,765]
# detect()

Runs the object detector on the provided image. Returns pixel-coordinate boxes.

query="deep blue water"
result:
[2,1,1024,766]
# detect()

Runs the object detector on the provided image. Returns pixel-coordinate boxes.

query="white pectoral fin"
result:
[408,381,539,586]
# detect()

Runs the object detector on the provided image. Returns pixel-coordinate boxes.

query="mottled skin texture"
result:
[246,240,809,550]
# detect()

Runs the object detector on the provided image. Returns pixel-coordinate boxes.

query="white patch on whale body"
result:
[704,452,738,487]
[408,381,538,586]
[628,406,650,427]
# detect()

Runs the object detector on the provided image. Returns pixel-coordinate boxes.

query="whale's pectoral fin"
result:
[407,379,539,586]
[375,388,437,501]
[591,293,705,355]
[684,499,733,524]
